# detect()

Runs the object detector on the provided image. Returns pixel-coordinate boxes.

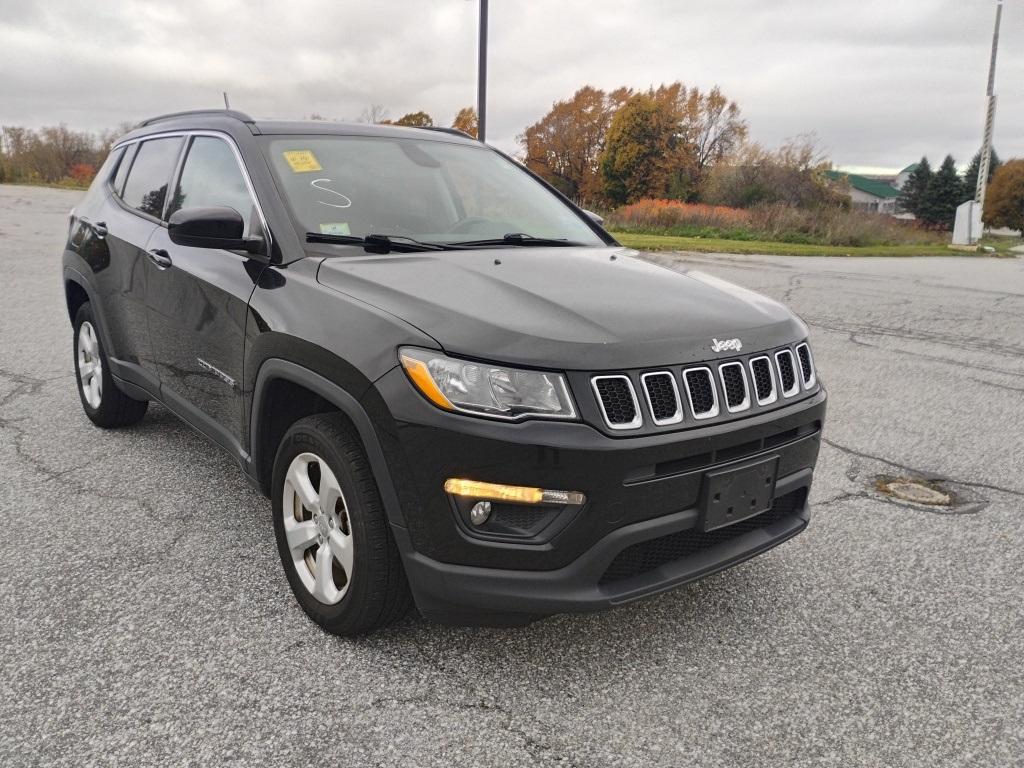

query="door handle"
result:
[80,217,108,238]
[147,248,173,269]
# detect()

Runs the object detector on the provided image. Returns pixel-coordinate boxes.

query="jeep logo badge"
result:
[711,338,743,353]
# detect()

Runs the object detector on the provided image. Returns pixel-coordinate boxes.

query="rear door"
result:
[92,137,185,393]
[143,134,267,457]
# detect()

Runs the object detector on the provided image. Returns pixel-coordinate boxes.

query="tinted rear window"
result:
[111,143,137,197]
[121,137,183,218]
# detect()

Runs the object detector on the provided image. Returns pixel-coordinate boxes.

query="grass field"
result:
[612,231,1022,258]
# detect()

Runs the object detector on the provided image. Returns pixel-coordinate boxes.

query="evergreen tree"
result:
[962,148,1001,202]
[898,157,932,217]
[920,155,963,229]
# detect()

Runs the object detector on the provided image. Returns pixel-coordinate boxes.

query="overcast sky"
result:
[1,0,1020,171]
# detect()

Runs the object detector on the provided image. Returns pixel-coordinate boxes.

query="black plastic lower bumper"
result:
[369,368,825,624]
[397,468,811,626]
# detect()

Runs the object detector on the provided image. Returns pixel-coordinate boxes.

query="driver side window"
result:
[168,136,258,237]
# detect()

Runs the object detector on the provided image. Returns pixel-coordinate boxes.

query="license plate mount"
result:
[700,456,779,532]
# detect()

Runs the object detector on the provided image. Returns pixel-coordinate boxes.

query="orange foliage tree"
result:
[451,107,478,138]
[518,86,633,204]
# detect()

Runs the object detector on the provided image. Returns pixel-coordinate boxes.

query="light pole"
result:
[477,0,488,142]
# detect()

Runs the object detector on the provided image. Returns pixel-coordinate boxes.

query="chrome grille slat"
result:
[775,349,800,397]
[591,375,642,430]
[718,362,751,412]
[796,342,816,389]
[748,355,778,405]
[683,367,719,419]
[641,372,683,425]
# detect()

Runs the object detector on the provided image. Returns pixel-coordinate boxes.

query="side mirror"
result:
[168,207,263,254]
[583,209,604,226]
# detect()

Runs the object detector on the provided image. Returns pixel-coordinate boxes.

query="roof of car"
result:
[126,109,478,145]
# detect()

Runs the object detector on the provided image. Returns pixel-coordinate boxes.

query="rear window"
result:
[121,137,184,219]
[111,143,137,197]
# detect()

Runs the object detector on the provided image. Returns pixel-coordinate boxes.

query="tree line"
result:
[898,151,1001,227]
[2,94,1021,233]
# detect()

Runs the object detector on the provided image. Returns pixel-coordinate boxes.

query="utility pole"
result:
[975,0,1003,208]
[954,0,1003,246]
[477,0,488,142]
[223,92,231,109]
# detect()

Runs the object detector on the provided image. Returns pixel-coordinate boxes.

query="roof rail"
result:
[137,109,255,127]
[416,126,476,140]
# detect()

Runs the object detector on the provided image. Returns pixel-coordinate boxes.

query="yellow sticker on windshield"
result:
[283,150,322,172]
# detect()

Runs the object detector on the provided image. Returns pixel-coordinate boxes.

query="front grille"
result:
[641,372,682,425]
[796,343,815,388]
[718,362,749,412]
[599,489,806,585]
[749,356,777,405]
[776,350,798,396]
[587,343,816,432]
[592,375,641,429]
[684,368,718,418]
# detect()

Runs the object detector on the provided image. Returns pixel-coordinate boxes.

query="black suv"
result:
[62,110,826,635]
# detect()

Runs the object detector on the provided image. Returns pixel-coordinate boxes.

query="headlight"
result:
[399,347,577,421]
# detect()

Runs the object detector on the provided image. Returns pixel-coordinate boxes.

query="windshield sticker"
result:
[311,178,353,208]
[319,222,352,236]
[283,150,323,172]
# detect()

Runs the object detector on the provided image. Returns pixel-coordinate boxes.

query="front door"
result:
[143,135,266,457]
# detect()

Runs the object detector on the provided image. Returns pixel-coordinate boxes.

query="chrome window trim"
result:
[640,371,684,426]
[718,361,751,413]
[591,375,643,430]
[113,130,272,250]
[748,355,779,406]
[775,349,800,398]
[682,367,720,420]
[796,342,817,389]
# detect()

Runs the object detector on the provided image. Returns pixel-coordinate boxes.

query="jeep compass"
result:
[62,110,826,635]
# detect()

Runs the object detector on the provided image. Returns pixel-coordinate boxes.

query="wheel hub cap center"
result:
[315,514,330,538]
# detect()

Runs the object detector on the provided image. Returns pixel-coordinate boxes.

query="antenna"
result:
[223,91,231,109]
[975,0,1003,206]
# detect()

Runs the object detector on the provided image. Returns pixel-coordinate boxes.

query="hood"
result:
[315,246,806,370]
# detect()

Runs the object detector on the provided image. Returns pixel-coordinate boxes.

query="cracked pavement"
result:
[1,184,1022,767]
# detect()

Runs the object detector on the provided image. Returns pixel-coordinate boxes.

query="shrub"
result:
[606,199,947,247]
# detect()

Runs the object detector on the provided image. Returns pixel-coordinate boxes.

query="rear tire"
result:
[272,412,412,636]
[73,303,148,428]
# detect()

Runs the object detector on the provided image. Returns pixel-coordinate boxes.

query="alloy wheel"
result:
[282,452,354,605]
[77,321,102,409]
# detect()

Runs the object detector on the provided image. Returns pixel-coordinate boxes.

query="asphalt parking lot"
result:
[1,183,1022,767]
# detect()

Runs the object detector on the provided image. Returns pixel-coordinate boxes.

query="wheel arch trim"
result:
[250,358,407,528]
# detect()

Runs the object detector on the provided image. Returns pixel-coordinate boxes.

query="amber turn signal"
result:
[444,478,585,506]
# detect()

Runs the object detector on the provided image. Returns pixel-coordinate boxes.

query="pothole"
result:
[873,474,987,514]
[877,478,951,506]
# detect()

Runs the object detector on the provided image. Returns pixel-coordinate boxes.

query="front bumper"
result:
[370,367,825,624]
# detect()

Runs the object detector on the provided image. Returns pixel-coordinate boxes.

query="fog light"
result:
[444,478,585,506]
[469,501,492,526]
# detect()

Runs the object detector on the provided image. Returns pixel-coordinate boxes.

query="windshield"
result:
[261,135,605,247]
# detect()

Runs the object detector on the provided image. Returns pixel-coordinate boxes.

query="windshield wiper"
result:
[306,232,454,253]
[449,233,583,248]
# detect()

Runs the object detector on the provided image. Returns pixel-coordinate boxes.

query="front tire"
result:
[73,303,148,428]
[272,413,412,636]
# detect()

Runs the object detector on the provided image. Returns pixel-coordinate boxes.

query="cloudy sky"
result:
[1,0,1020,170]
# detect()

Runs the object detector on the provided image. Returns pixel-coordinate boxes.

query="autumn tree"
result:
[451,107,478,138]
[650,83,747,200]
[519,86,632,203]
[983,159,1024,233]
[393,111,434,128]
[598,93,678,206]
